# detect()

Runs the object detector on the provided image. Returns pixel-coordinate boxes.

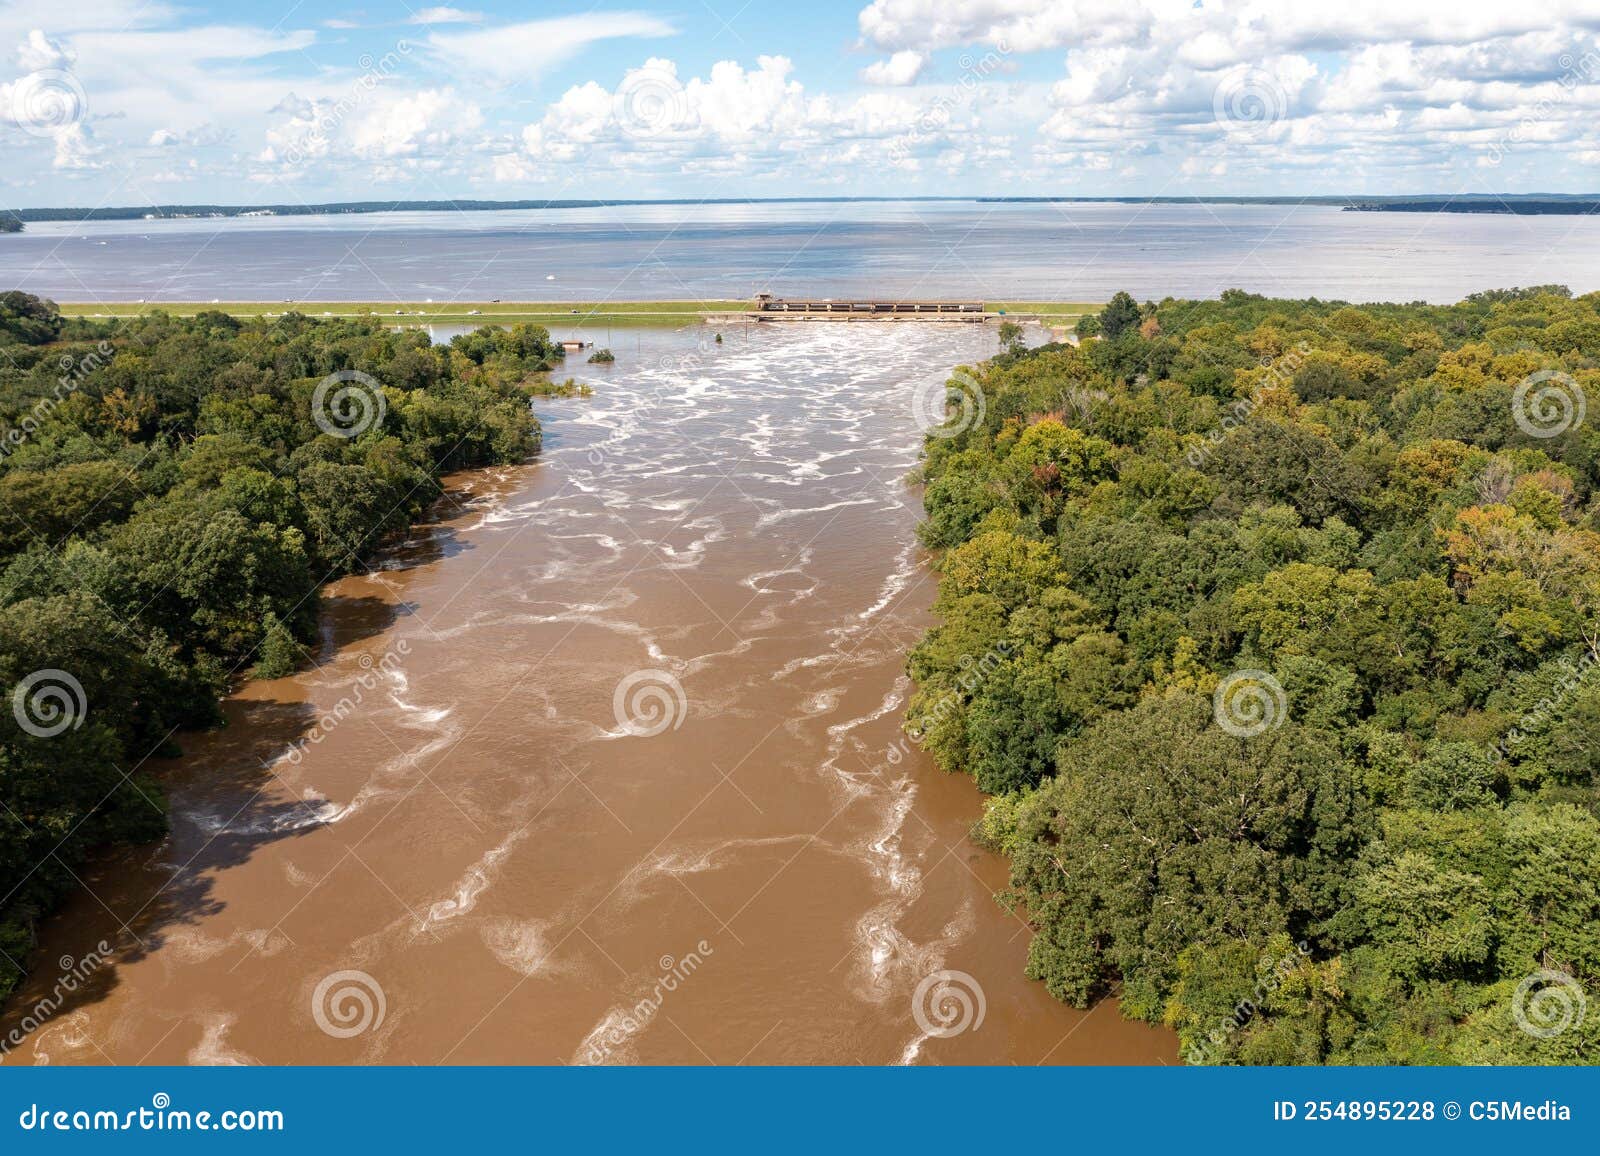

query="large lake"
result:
[3,200,1597,304]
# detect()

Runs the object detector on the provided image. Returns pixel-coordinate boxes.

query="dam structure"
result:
[741,293,988,321]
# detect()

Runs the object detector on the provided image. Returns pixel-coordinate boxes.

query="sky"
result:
[2,0,1600,207]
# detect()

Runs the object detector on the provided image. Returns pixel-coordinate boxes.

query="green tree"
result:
[1097,291,1142,341]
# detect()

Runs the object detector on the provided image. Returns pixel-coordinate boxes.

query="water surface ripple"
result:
[0,324,1175,1066]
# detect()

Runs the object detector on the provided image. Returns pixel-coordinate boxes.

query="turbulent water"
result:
[0,324,1174,1066]
[6,200,1600,304]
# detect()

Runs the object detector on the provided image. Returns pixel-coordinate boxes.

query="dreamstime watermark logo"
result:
[1512,370,1585,438]
[15,1092,284,1132]
[1485,49,1600,165]
[613,64,690,138]
[1493,645,1600,764]
[647,329,728,386]
[1185,940,1311,1064]
[612,669,688,737]
[887,43,1010,165]
[1,941,112,1057]
[912,369,985,439]
[311,969,386,1039]
[281,42,411,168]
[881,642,1012,771]
[579,939,714,1065]
[580,332,723,470]
[1212,669,1287,738]
[1512,969,1586,1040]
[282,641,410,769]
[3,341,114,459]
[1213,67,1290,137]
[312,370,387,439]
[911,969,986,1039]
[11,668,87,738]
[9,69,86,136]
[1185,341,1311,468]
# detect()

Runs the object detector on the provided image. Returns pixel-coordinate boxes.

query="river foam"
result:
[2,322,1168,1067]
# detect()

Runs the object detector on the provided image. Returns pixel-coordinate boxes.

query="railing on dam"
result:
[750,294,985,316]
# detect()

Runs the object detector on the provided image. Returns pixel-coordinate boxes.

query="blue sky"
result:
[2,0,1600,206]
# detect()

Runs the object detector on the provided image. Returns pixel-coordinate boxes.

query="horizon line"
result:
[6,192,1600,219]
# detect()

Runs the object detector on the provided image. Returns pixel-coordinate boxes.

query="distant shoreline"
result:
[6,193,1600,223]
[52,300,1100,328]
[1342,200,1600,215]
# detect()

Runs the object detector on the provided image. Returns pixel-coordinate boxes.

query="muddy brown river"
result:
[1,323,1175,1066]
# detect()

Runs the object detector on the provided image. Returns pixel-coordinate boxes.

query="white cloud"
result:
[17,28,74,71]
[856,0,1600,54]
[490,151,538,181]
[860,50,926,86]
[500,54,952,186]
[255,85,483,174]
[516,55,812,159]
[51,122,102,169]
[17,21,324,147]
[148,123,230,147]
[686,57,808,138]
[858,0,1158,54]
[8,0,1600,200]
[426,12,675,85]
[409,7,484,24]
[348,88,482,157]
[541,80,615,144]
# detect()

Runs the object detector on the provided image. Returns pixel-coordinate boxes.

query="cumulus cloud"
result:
[8,1,1600,198]
[0,31,100,170]
[518,55,802,156]
[51,121,102,169]
[884,0,1600,187]
[17,28,74,71]
[501,54,940,182]
[860,50,926,85]
[349,88,482,157]
[856,0,1600,54]
[858,0,1151,54]
[256,85,482,173]
[686,57,810,138]
[148,123,231,147]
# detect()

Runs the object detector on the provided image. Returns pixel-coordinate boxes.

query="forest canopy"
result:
[0,294,551,1000]
[911,285,1600,1064]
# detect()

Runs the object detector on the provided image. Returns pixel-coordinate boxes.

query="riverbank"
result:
[0,300,545,1016]
[53,300,1102,329]
[1,321,1174,1065]
[909,287,1600,1065]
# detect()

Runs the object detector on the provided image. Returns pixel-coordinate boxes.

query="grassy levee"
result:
[54,300,750,328]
